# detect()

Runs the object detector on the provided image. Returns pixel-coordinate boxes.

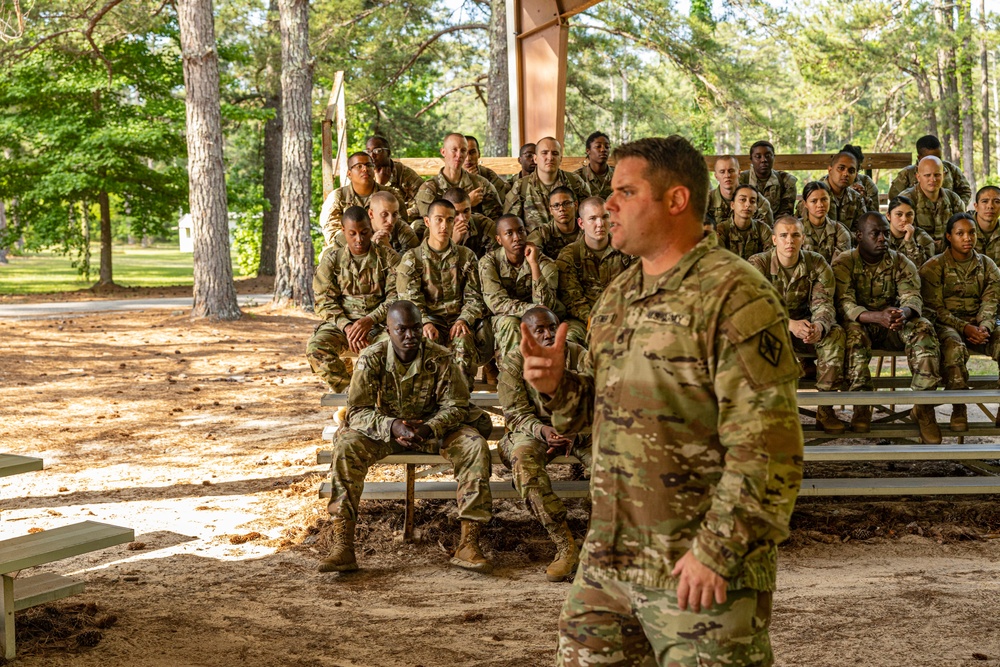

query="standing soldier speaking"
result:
[520,136,804,666]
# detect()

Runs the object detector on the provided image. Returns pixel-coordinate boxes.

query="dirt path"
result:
[1,307,999,666]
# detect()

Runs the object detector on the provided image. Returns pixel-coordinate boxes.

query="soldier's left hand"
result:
[450,319,472,338]
[467,187,484,207]
[965,323,989,345]
[346,317,375,353]
[671,550,727,613]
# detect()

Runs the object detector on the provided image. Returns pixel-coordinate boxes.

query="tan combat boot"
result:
[950,404,968,432]
[912,405,942,444]
[851,405,872,433]
[816,406,846,434]
[318,518,359,573]
[450,521,493,573]
[545,522,579,582]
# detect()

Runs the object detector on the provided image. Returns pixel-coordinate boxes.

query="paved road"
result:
[0,294,273,319]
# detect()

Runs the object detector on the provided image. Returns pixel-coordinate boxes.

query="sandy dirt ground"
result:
[1,299,1000,666]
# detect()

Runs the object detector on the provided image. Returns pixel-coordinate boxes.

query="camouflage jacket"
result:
[974,215,1000,266]
[414,168,502,220]
[498,342,590,441]
[345,338,469,447]
[333,218,419,256]
[747,249,836,334]
[919,250,1000,332]
[471,164,510,202]
[887,227,936,269]
[527,222,582,261]
[503,170,592,231]
[705,186,774,227]
[380,160,425,218]
[715,216,773,261]
[833,248,923,321]
[313,243,400,331]
[802,217,852,265]
[793,176,866,231]
[574,162,615,200]
[319,183,406,243]
[557,237,633,323]
[889,160,973,204]
[854,173,879,211]
[397,240,485,327]
[739,169,798,217]
[897,186,967,246]
[478,246,560,318]
[545,234,803,591]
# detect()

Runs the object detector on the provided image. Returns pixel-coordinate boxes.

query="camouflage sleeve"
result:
[526,226,546,250]
[746,252,769,276]
[810,256,837,335]
[715,221,732,253]
[569,172,593,200]
[979,258,1000,331]
[918,258,953,328]
[458,251,486,324]
[833,253,865,322]
[411,218,427,242]
[760,222,774,251]
[313,250,349,329]
[503,184,523,217]
[895,254,923,316]
[917,232,935,266]
[396,250,432,324]
[333,231,346,248]
[778,173,798,216]
[400,164,425,205]
[396,221,420,251]
[758,197,774,226]
[345,352,394,441]
[480,254,532,317]
[544,369,595,436]
[478,177,503,221]
[498,352,547,440]
[533,256,560,312]
[887,169,909,200]
[557,248,591,322]
[365,250,400,325]
[691,292,803,578]
[424,358,470,440]
[319,190,344,243]
[834,224,853,258]
[949,163,973,203]
[414,180,441,219]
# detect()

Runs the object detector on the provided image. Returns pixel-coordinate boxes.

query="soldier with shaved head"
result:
[503,136,591,231]
[414,133,502,220]
[898,155,968,250]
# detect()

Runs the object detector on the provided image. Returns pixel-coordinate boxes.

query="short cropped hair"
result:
[548,186,576,202]
[916,135,941,152]
[749,140,775,155]
[857,211,887,233]
[522,305,558,325]
[976,185,1000,202]
[342,205,370,227]
[427,199,456,217]
[369,190,399,208]
[442,187,471,205]
[585,131,610,150]
[773,214,803,230]
[348,151,369,163]
[611,135,710,218]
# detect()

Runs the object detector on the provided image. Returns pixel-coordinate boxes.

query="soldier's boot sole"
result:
[912,406,943,444]
[449,555,493,573]
[851,406,872,433]
[950,404,968,432]
[816,406,846,434]
[317,556,359,573]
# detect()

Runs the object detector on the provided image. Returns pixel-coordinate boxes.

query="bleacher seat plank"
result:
[799,476,1000,495]
[316,448,578,466]
[318,480,588,500]
[0,455,43,479]
[0,521,134,575]
[803,443,1000,461]
[802,423,1000,440]
[321,424,506,442]
[10,572,84,612]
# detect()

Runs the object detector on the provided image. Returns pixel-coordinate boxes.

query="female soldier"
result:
[886,195,936,268]
[801,181,852,265]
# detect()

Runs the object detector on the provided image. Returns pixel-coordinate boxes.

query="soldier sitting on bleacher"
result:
[919,213,1000,431]
[498,306,591,582]
[319,300,495,574]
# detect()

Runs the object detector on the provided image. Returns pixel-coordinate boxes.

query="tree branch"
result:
[415,76,487,118]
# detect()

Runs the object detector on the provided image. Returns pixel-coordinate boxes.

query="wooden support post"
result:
[2,574,14,660]
[321,72,348,200]
[404,463,416,542]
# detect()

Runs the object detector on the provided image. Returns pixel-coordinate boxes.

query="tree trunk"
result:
[0,200,8,264]
[958,0,976,192]
[484,0,509,157]
[940,2,961,162]
[273,0,315,309]
[178,0,241,320]
[80,201,92,281]
[258,0,281,277]
[980,0,990,178]
[96,189,114,286]
[911,67,940,137]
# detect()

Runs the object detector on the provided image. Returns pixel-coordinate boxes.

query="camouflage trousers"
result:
[557,567,773,667]
[429,318,491,386]
[845,318,941,391]
[497,431,592,530]
[306,321,383,392]
[492,315,525,362]
[327,426,493,523]
[937,325,1000,390]
[792,324,846,391]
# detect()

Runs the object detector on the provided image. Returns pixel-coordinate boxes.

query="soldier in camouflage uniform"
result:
[841,144,880,211]
[522,137,803,667]
[886,195,935,268]
[506,143,536,188]
[973,186,1000,265]
[801,181,853,264]
[440,187,497,258]
[319,152,407,244]
[898,156,967,250]
[504,137,592,231]
[715,184,773,260]
[557,197,632,341]
[706,156,773,228]
[332,191,419,256]
[833,212,942,442]
[739,140,798,216]
[414,133,502,220]
[397,199,487,387]
[748,216,847,433]
[366,136,425,220]
[464,135,510,201]
[888,135,973,204]
[574,131,614,200]
[307,207,400,392]
[319,300,494,574]
[498,307,593,582]
[527,186,583,260]
[795,152,867,231]
[480,215,561,361]
[920,213,1000,431]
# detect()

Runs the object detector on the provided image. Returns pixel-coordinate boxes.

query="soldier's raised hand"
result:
[468,187,484,207]
[520,321,567,395]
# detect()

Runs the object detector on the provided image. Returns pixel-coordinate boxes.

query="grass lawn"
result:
[0,245,239,294]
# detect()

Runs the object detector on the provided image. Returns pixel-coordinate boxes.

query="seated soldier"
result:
[748,216,847,433]
[527,186,582,260]
[506,142,536,187]
[706,155,773,228]
[573,131,614,200]
[498,306,592,582]
[319,300,494,574]
[898,156,967,250]
[441,187,497,259]
[397,199,486,387]
[739,140,798,216]
[464,135,510,201]
[415,133,502,220]
[841,144,880,211]
[366,135,424,220]
[886,195,935,268]
[318,151,406,244]
[557,196,631,340]
[332,190,418,255]
[919,213,1000,431]
[715,183,773,260]
[307,207,399,391]
[833,212,942,442]
[504,136,591,231]
[795,151,867,231]
[889,135,973,204]
[800,180,852,265]
[973,185,1000,264]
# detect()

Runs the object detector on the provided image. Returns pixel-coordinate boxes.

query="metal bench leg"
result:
[2,574,15,659]
[404,463,415,542]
